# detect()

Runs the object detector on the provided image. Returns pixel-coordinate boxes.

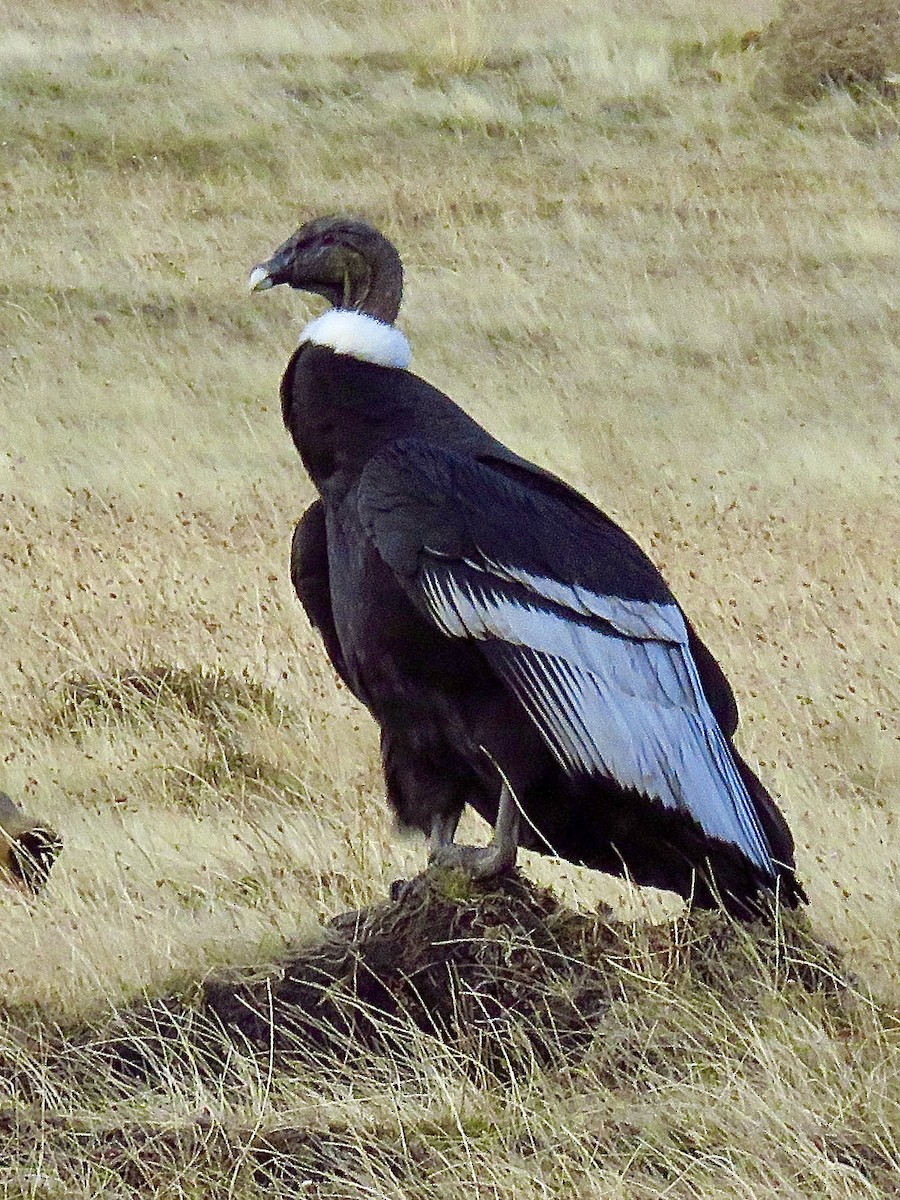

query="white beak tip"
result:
[248,265,274,292]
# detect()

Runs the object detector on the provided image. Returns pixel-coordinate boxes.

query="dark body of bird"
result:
[0,791,62,893]
[251,217,806,915]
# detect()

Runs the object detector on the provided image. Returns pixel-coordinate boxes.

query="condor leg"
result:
[428,781,520,880]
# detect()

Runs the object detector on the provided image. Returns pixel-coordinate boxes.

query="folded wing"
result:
[358,438,776,878]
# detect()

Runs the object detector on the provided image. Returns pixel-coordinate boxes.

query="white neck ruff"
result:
[300,309,411,369]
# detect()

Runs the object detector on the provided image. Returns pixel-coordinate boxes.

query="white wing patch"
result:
[420,561,774,875]
[301,309,411,369]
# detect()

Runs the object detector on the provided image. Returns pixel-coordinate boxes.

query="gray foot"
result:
[429,840,516,880]
[427,780,520,880]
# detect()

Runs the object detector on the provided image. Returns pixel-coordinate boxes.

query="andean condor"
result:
[249,215,806,915]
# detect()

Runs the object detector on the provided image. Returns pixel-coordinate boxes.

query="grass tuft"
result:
[51,662,286,734]
[755,0,900,101]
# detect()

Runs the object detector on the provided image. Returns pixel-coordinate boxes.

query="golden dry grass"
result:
[756,0,900,100]
[0,0,898,1195]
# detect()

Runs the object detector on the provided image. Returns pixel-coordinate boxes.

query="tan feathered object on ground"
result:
[0,792,62,893]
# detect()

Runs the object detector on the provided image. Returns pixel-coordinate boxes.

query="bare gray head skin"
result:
[249,216,404,325]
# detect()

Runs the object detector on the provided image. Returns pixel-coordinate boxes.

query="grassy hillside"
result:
[0,1,897,1195]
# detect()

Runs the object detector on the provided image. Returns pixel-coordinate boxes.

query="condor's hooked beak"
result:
[248,264,275,292]
[249,239,299,292]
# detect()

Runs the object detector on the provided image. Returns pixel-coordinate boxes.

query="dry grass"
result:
[756,0,900,101]
[0,0,898,1195]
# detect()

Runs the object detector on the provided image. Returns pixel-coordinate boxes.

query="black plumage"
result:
[0,791,62,893]
[250,216,806,915]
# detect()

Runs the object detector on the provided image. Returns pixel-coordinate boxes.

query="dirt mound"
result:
[91,870,851,1087]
